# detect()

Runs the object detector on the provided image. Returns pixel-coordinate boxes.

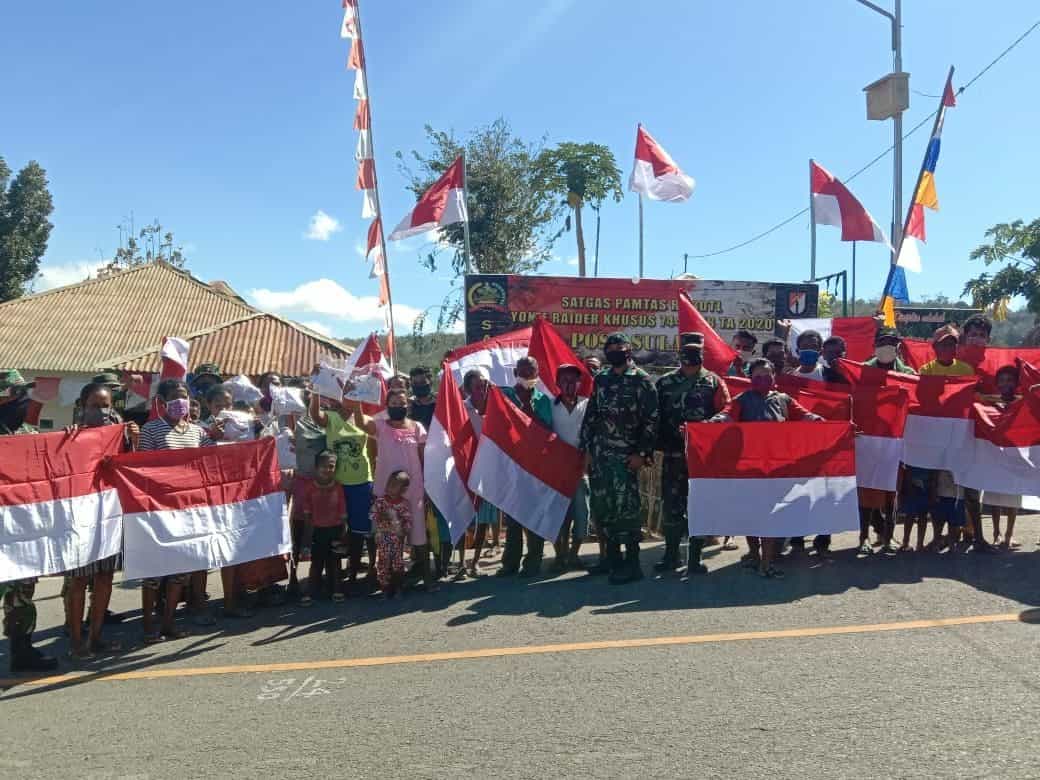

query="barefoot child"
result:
[371,471,413,597]
[898,466,932,552]
[302,451,347,604]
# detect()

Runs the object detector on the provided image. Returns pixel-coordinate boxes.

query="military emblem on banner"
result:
[787,291,808,315]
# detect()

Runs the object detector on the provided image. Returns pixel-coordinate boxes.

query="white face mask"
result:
[518,377,538,390]
[874,345,898,364]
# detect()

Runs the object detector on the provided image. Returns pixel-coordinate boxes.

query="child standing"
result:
[302,451,348,604]
[371,471,413,597]
[898,465,933,552]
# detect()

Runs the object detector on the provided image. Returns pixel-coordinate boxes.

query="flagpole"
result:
[879,65,954,308]
[638,193,644,279]
[851,241,857,313]
[809,158,817,281]
[461,151,474,276]
[352,0,398,367]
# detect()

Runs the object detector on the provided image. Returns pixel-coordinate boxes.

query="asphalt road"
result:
[3,525,1040,780]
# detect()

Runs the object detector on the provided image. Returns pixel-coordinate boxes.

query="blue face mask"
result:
[798,349,820,367]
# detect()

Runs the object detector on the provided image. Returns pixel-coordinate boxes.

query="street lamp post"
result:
[855,0,904,263]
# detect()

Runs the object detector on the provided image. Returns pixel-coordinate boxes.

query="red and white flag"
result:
[724,375,852,421]
[955,394,1040,496]
[423,366,478,544]
[527,317,593,398]
[901,340,1040,395]
[345,331,393,380]
[678,290,736,375]
[467,387,584,541]
[786,316,878,363]
[446,327,532,389]
[810,160,891,245]
[852,386,909,491]
[686,421,859,538]
[0,426,125,580]
[629,125,694,202]
[389,156,468,241]
[106,439,290,581]
[149,336,191,420]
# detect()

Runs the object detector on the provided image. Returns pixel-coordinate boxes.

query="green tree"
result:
[397,119,564,330]
[0,157,54,301]
[98,218,188,277]
[963,218,1040,316]
[535,142,622,277]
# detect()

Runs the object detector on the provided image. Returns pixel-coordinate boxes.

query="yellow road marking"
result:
[1,612,1024,689]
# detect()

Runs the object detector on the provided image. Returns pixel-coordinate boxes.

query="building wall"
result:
[21,370,95,430]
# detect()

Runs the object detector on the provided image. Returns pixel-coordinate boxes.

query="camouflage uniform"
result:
[0,368,58,673]
[655,363,730,574]
[579,340,658,582]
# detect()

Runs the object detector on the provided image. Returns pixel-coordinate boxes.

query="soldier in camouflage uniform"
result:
[654,333,731,579]
[578,333,659,584]
[0,370,59,674]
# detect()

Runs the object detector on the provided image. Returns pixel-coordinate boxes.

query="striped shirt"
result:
[139,418,212,451]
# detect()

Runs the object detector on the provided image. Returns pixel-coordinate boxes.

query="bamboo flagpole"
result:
[878,65,955,314]
[350,0,398,368]
[809,158,817,281]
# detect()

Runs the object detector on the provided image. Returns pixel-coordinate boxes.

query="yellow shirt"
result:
[918,359,975,377]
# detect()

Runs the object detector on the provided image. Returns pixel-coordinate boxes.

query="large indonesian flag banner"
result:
[852,386,909,491]
[423,366,478,545]
[467,387,583,542]
[528,317,593,398]
[786,317,878,363]
[446,327,532,389]
[836,360,977,474]
[955,394,1040,496]
[899,341,1040,394]
[106,439,290,581]
[0,426,125,581]
[685,421,859,537]
[724,376,852,421]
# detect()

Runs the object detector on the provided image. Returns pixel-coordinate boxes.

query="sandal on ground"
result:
[857,541,873,555]
[332,592,346,603]
[68,644,95,660]
[160,627,190,640]
[1006,538,1021,550]
[142,632,166,645]
[88,638,122,654]
[299,594,313,606]
[722,539,739,551]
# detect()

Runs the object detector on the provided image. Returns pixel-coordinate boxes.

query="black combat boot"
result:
[653,530,681,573]
[610,541,644,584]
[10,636,58,674]
[680,536,707,582]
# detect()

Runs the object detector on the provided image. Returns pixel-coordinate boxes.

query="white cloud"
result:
[304,210,342,241]
[34,260,106,292]
[248,278,423,328]
[566,256,579,267]
[299,320,333,337]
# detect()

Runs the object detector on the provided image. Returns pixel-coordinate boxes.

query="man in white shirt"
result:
[550,364,591,571]
[789,329,826,382]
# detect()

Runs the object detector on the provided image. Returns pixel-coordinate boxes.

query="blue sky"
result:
[4,1,1038,337]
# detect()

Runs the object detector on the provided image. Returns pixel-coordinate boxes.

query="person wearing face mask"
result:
[407,366,437,429]
[499,357,553,577]
[0,370,60,674]
[789,330,825,382]
[728,329,758,377]
[138,379,220,643]
[63,383,140,658]
[864,329,916,374]
[710,359,822,579]
[820,336,850,384]
[344,388,435,591]
[579,333,659,584]
[654,333,731,579]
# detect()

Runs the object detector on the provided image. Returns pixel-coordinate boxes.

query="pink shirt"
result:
[372,418,427,545]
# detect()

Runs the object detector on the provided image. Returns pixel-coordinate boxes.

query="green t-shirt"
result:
[325,410,372,486]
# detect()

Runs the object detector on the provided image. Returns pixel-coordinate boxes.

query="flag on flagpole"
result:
[685,421,859,538]
[628,125,695,202]
[881,265,911,327]
[467,387,584,542]
[527,318,593,398]
[677,290,736,374]
[810,161,891,244]
[107,439,290,581]
[424,366,478,544]
[389,157,468,241]
[340,0,358,38]
[0,426,125,581]
[347,39,365,71]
